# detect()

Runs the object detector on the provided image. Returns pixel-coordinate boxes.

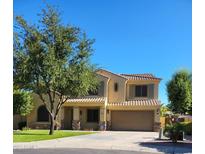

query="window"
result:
[88,81,104,96]
[37,105,49,122]
[114,82,118,92]
[135,85,147,97]
[98,81,104,96]
[87,109,99,123]
[88,89,98,95]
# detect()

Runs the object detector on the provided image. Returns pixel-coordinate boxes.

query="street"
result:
[14,148,159,154]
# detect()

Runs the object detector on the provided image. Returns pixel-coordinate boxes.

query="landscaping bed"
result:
[163,121,192,142]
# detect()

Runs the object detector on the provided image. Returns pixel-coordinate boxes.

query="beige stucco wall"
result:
[27,93,62,129]
[97,70,160,102]
[97,70,127,103]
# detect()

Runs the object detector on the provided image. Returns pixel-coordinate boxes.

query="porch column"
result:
[58,107,64,129]
[106,109,111,130]
[72,107,81,130]
[99,107,106,130]
[154,107,160,132]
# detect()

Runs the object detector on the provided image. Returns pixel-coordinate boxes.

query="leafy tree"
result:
[14,5,98,135]
[13,89,33,116]
[166,70,192,115]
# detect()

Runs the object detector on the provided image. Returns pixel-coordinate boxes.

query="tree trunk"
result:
[49,115,55,135]
[54,116,57,130]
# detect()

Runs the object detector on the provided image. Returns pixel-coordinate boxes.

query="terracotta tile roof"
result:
[96,69,161,81]
[66,96,106,103]
[108,99,161,106]
[119,74,161,81]
[96,69,127,80]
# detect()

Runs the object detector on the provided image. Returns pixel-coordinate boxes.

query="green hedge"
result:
[180,122,192,135]
[18,121,27,130]
[164,122,192,136]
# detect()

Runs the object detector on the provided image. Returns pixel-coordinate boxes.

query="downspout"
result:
[105,78,110,130]
[124,80,128,101]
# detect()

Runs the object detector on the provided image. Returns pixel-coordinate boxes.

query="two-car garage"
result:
[111,111,154,131]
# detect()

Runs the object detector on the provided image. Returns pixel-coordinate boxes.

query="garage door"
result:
[111,111,154,131]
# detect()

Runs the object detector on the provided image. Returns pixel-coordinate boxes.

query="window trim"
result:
[88,89,98,96]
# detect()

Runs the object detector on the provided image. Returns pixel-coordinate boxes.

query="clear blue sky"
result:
[14,0,192,104]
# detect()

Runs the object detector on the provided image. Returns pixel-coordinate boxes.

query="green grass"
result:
[13,130,95,142]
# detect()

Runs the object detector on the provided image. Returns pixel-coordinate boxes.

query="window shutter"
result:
[129,85,135,98]
[148,84,154,98]
[98,81,104,96]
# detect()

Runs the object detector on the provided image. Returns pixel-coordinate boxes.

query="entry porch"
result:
[62,97,107,131]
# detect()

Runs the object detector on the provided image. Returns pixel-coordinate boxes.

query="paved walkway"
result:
[13,131,192,154]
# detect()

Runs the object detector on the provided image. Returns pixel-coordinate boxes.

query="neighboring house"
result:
[26,69,162,131]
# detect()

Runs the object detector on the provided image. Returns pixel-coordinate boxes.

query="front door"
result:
[64,107,73,129]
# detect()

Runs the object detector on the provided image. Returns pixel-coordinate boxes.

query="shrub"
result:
[164,123,185,142]
[164,121,192,134]
[180,122,192,135]
[22,127,31,131]
[13,90,33,116]
[18,121,27,130]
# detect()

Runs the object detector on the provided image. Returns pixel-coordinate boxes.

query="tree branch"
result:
[47,90,54,112]
[37,93,52,116]
[54,95,69,120]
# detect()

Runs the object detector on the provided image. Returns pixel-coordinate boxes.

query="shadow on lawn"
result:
[136,141,192,154]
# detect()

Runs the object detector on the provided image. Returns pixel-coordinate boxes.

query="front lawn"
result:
[13,130,95,142]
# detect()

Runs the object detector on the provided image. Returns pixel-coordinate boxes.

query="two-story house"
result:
[26,69,161,131]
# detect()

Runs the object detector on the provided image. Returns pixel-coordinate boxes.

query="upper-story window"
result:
[135,85,147,97]
[98,81,104,96]
[88,81,104,96]
[88,89,98,95]
[114,82,118,92]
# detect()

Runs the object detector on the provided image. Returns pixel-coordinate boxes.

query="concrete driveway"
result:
[13,131,192,154]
